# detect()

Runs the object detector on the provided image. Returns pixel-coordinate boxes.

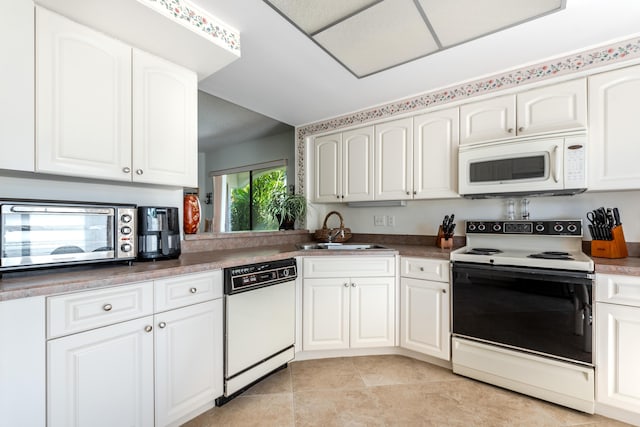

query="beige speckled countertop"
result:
[1,241,638,302]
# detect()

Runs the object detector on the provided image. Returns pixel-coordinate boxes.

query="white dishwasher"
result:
[216,258,296,405]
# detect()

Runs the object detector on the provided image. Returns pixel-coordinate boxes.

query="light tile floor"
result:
[184,355,633,427]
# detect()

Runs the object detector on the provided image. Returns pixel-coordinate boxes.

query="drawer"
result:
[47,281,154,339]
[401,257,449,282]
[303,256,395,278]
[154,270,223,312]
[596,273,640,307]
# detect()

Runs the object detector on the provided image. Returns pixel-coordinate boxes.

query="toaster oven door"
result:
[1,204,116,269]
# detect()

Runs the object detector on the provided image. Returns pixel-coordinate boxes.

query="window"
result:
[210,161,287,232]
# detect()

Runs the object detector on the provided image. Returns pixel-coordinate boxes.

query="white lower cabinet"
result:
[48,316,155,427]
[400,257,450,360]
[47,271,223,427]
[302,256,395,351]
[155,299,223,427]
[595,273,640,422]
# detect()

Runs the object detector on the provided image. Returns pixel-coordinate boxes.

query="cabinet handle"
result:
[158,322,167,328]
[136,169,144,175]
[507,128,514,133]
[122,167,131,173]
[518,127,525,133]
[103,303,112,311]
[144,325,153,332]
[190,287,197,294]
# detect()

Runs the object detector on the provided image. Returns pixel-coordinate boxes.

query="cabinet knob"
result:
[103,303,113,311]
[508,128,514,133]
[136,169,144,175]
[122,167,131,173]
[144,325,153,332]
[341,195,344,199]
[413,191,417,195]
[344,283,349,287]
[406,191,410,195]
[158,322,167,328]
[190,287,197,294]
[442,289,447,294]
[518,127,525,132]
[337,195,340,199]
[351,283,356,287]
[419,267,424,271]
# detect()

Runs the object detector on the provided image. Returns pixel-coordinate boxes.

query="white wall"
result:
[0,172,183,220]
[308,190,640,242]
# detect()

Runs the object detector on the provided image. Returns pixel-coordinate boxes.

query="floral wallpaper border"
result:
[139,0,240,54]
[295,36,640,194]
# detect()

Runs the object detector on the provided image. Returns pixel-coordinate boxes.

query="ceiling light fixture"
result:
[264,0,565,78]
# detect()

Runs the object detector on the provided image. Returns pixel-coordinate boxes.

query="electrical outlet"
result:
[374,215,386,226]
[387,215,396,227]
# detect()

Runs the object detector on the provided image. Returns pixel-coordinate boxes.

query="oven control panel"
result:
[466,220,582,236]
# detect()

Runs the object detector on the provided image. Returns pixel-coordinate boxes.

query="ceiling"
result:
[194,0,640,128]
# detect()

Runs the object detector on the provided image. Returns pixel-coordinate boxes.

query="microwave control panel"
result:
[564,138,587,189]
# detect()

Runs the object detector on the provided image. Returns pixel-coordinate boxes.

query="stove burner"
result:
[528,251,574,260]
[466,248,503,255]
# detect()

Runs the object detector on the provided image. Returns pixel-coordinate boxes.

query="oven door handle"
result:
[9,205,113,215]
[453,262,593,283]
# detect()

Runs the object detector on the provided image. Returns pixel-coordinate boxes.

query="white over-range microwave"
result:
[458,133,587,198]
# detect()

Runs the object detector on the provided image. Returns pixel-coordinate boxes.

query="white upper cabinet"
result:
[517,78,587,137]
[413,107,459,199]
[313,126,374,202]
[36,7,132,181]
[460,94,515,144]
[0,0,34,172]
[132,49,198,188]
[588,65,640,191]
[374,118,413,200]
[460,78,586,144]
[35,7,197,187]
[342,126,374,202]
[313,132,342,202]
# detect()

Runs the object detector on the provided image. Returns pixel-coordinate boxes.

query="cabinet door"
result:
[48,316,154,427]
[303,278,350,351]
[342,126,374,201]
[0,0,34,172]
[0,297,45,427]
[313,132,342,202]
[460,94,515,144]
[588,65,640,191]
[374,118,413,200]
[413,108,459,199]
[132,49,198,187]
[596,302,640,413]
[516,78,587,137]
[400,277,450,360]
[155,299,223,427]
[350,277,395,348]
[36,7,132,181]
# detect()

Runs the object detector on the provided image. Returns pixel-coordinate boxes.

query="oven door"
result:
[1,204,116,270]
[452,262,593,365]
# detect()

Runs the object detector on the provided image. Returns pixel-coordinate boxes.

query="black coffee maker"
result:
[137,207,181,260]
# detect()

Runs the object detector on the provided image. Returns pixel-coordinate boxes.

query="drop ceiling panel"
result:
[266,0,380,34]
[313,0,438,77]
[419,0,564,47]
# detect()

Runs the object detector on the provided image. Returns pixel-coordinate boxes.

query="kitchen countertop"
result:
[1,242,638,301]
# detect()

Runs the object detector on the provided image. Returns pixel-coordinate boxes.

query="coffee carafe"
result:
[137,207,181,260]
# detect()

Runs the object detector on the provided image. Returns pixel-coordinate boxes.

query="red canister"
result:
[183,194,201,234]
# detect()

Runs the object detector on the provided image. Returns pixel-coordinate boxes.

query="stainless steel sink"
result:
[297,242,389,250]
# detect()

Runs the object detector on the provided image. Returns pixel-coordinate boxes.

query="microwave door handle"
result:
[552,145,560,183]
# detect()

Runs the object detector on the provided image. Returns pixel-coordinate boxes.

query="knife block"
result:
[436,225,454,249]
[591,225,628,258]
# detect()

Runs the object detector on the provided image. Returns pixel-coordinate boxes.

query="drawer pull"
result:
[419,267,424,271]
[103,304,113,312]
[158,322,167,329]
[144,325,153,332]
[190,287,197,294]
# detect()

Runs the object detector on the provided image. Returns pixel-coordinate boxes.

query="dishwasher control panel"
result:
[225,258,297,294]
